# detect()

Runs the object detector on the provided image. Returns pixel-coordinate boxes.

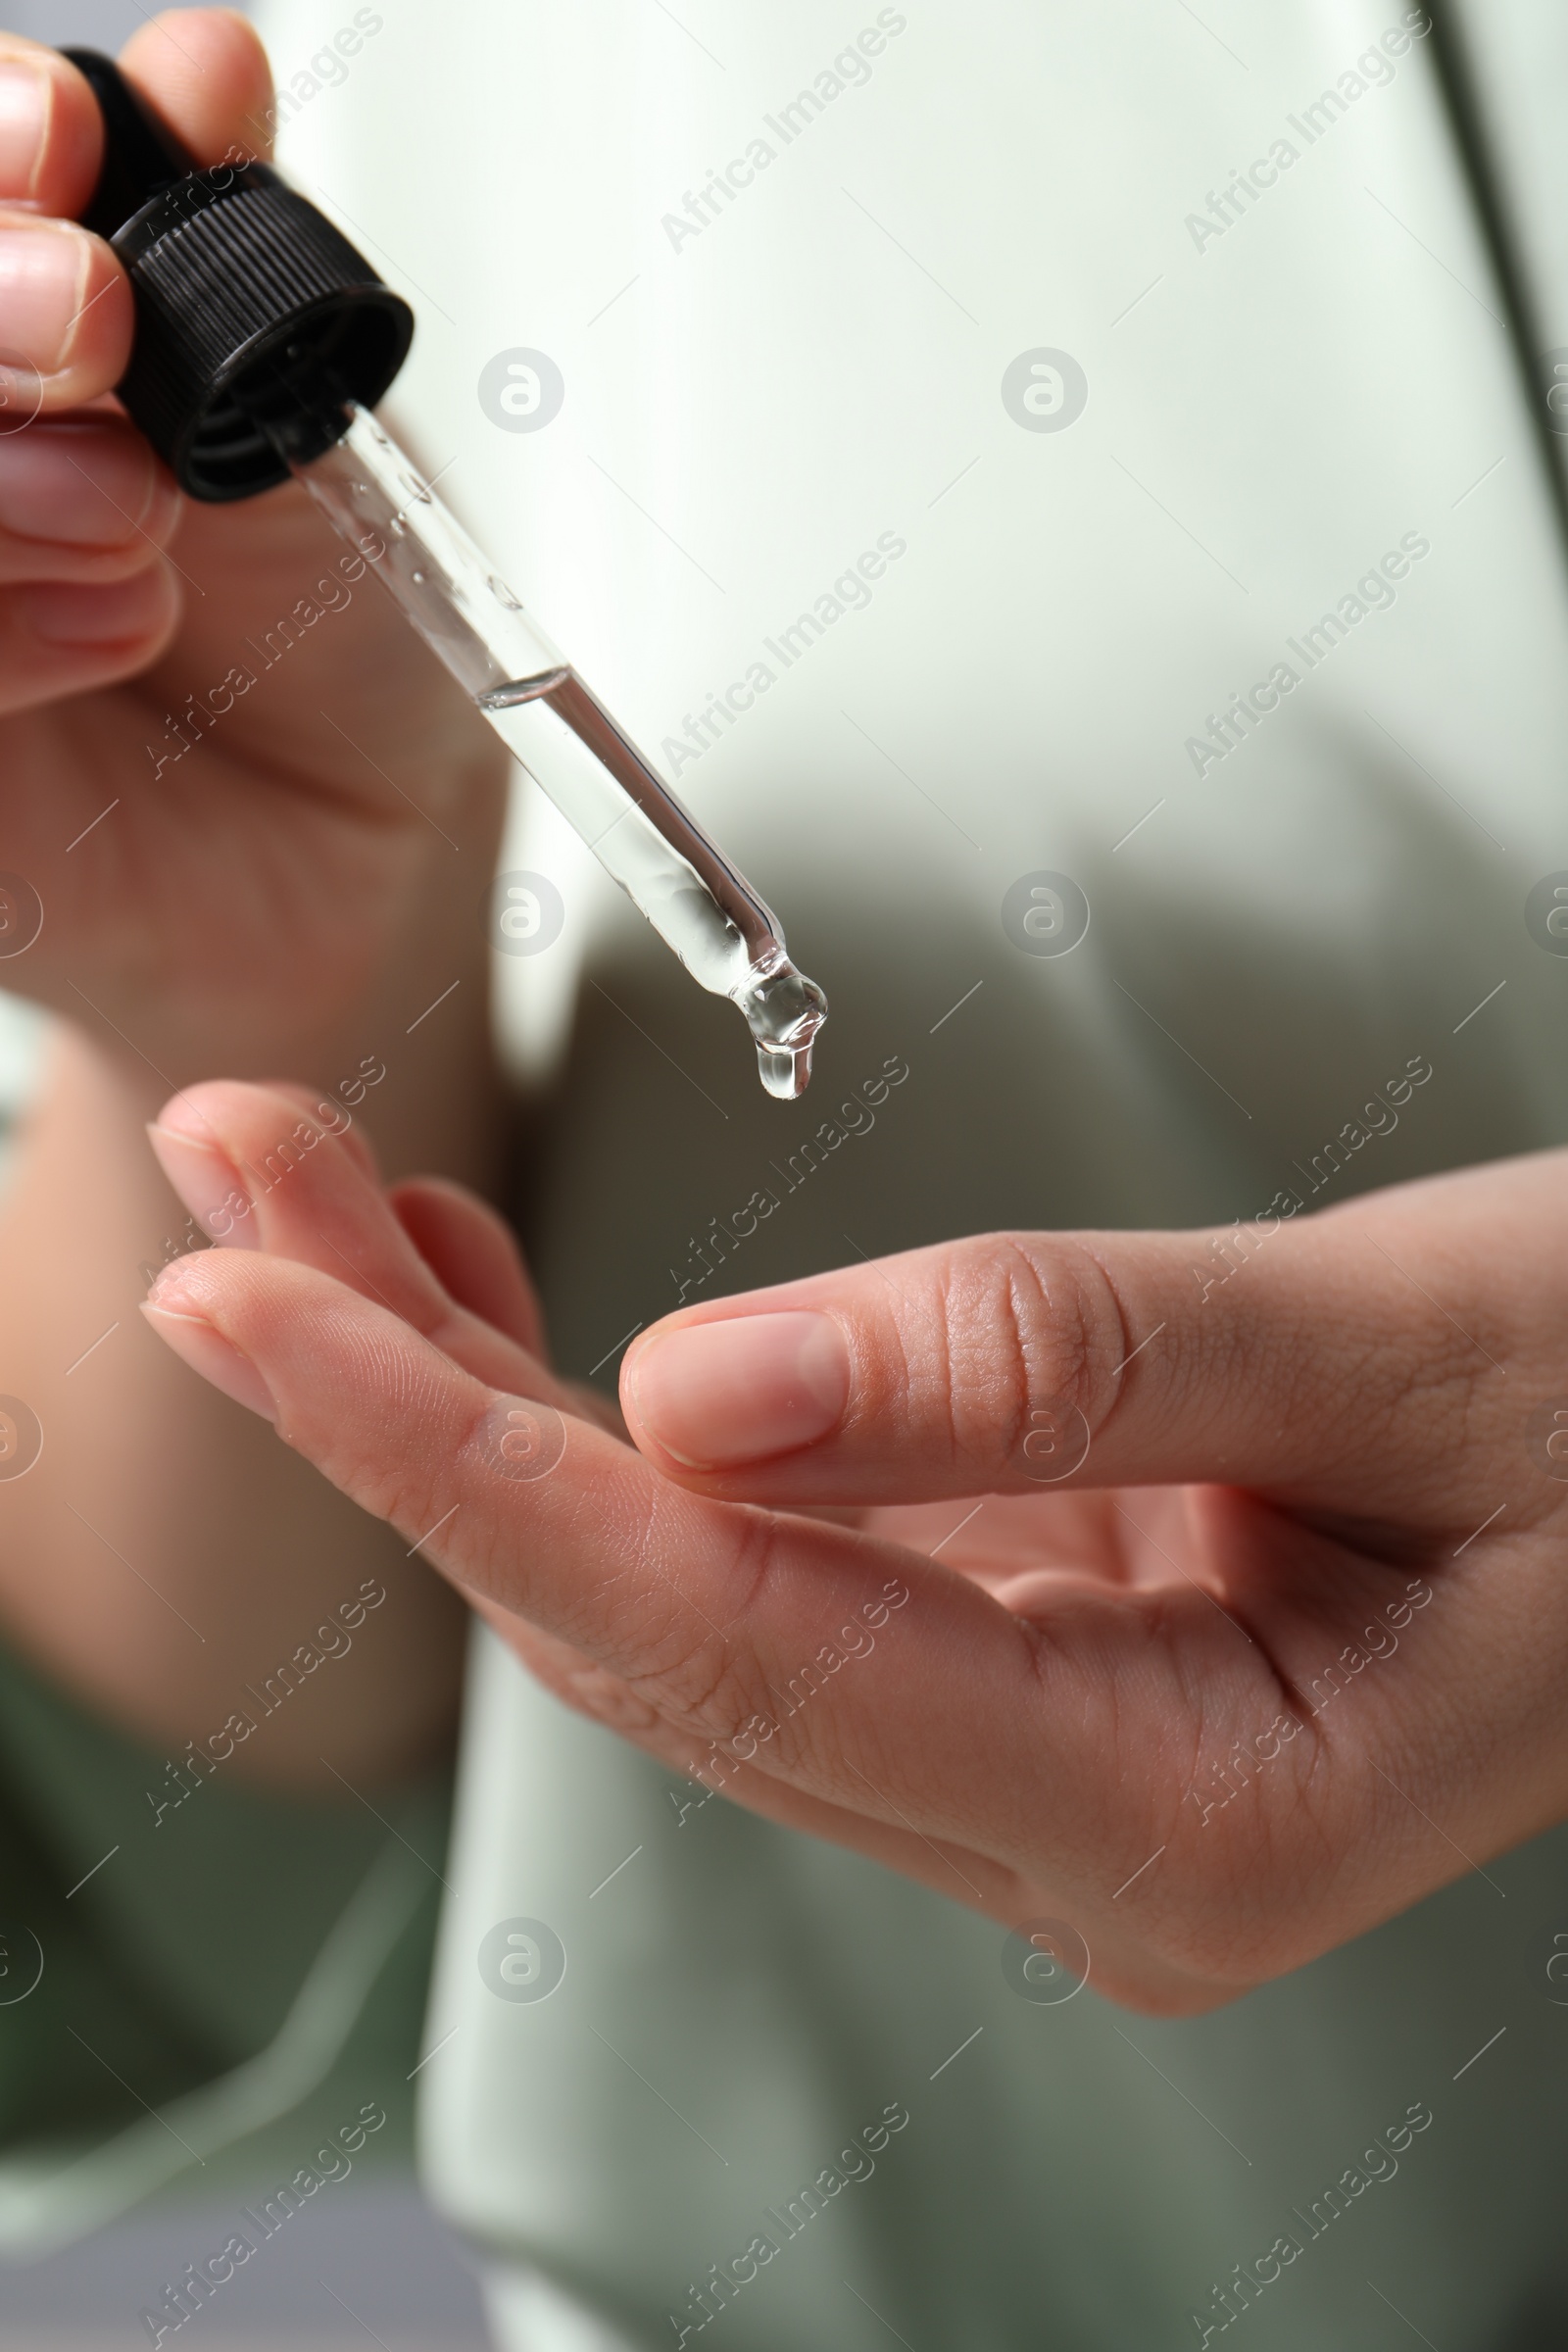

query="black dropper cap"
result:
[64,48,413,503]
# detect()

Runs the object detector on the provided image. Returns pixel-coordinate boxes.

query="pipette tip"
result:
[739,961,828,1102]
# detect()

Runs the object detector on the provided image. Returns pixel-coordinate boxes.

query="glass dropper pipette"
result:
[283,408,828,1100]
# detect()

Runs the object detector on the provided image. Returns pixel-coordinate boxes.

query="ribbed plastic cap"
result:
[67,49,413,503]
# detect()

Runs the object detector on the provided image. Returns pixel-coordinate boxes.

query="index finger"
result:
[615,1159,1544,1517]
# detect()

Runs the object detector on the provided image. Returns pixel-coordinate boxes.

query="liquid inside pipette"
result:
[476,668,825,1097]
[284,407,827,1100]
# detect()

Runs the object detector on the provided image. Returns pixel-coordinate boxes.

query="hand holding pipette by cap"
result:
[57,38,826,1099]
[0,15,513,1103]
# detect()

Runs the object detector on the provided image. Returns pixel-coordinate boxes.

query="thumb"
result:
[619,1157,1533,1513]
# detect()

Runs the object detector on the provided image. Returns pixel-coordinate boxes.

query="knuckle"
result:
[906,1233,1129,1473]
[556,1660,665,1740]
[625,1633,750,1743]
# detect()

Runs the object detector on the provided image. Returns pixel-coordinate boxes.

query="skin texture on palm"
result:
[140,1076,1568,2014]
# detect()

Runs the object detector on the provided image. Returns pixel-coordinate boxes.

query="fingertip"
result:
[20,556,179,653]
[0,215,134,413]
[0,416,180,551]
[0,41,104,217]
[0,559,180,719]
[149,1079,351,1215]
[152,1079,240,1143]
[145,1114,262,1250]
[253,1080,380,1178]
[120,9,276,169]
[140,1294,278,1422]
[622,1310,851,1472]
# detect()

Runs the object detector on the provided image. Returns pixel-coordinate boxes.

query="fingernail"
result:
[140,1299,277,1423]
[0,425,163,545]
[0,61,52,200]
[0,220,88,374]
[145,1119,261,1248]
[628,1310,849,1468]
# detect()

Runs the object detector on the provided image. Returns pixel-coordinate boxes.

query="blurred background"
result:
[4,1,183,42]
[3,1,194,43]
[0,2188,491,2350]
